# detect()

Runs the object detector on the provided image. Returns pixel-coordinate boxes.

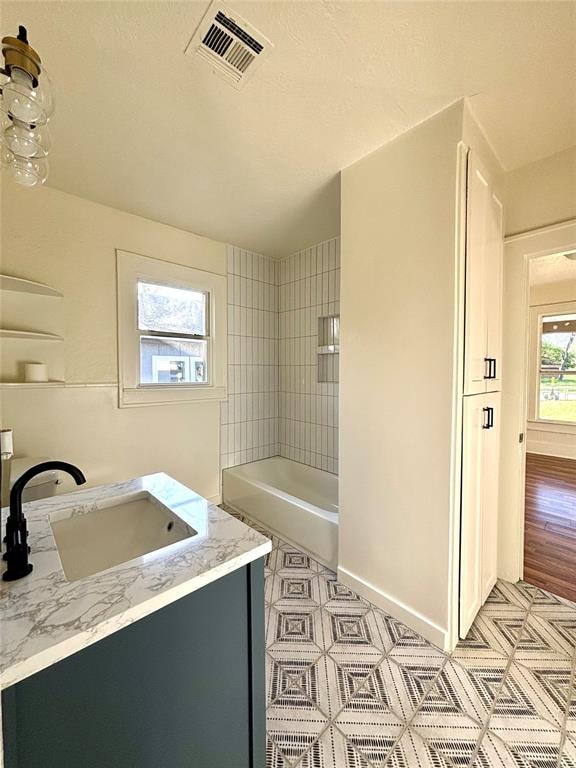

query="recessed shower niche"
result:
[317,314,339,383]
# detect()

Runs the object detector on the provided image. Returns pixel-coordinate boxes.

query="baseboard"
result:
[337,566,449,651]
[527,442,576,460]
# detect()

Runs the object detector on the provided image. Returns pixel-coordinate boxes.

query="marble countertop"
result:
[0,473,271,690]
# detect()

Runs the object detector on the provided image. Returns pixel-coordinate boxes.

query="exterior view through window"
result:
[137,281,209,385]
[538,312,576,423]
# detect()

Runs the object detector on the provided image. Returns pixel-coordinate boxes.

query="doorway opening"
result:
[523,252,576,600]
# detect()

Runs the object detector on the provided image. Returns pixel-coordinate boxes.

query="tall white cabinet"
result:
[459,151,503,639]
[339,101,504,651]
[459,392,502,637]
[463,154,503,396]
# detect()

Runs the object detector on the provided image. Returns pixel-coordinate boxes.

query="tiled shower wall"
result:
[220,246,279,470]
[220,239,340,475]
[278,238,340,474]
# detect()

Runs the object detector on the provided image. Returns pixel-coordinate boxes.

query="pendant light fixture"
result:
[0,26,53,187]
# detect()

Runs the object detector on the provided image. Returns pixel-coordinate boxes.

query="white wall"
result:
[530,280,576,306]
[0,184,226,500]
[503,146,576,237]
[339,102,466,648]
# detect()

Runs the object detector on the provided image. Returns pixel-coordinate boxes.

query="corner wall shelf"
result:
[0,274,63,298]
[0,329,64,341]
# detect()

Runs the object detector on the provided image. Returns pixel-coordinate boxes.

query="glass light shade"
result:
[3,119,50,158]
[1,147,47,187]
[0,66,54,126]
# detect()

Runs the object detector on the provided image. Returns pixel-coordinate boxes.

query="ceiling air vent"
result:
[186,1,273,89]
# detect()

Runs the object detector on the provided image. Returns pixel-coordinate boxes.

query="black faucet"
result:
[3,461,86,582]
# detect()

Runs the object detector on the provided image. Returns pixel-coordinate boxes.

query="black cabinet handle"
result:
[482,406,494,429]
[484,358,497,380]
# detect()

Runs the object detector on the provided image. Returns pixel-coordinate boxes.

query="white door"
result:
[481,392,501,602]
[485,194,504,392]
[463,155,490,395]
[459,394,488,638]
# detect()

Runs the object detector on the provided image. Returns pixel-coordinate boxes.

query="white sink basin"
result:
[50,492,197,582]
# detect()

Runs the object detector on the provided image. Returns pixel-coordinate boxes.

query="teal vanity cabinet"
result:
[2,560,266,768]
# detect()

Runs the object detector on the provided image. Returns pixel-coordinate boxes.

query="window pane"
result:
[139,337,208,385]
[538,313,576,423]
[138,282,207,336]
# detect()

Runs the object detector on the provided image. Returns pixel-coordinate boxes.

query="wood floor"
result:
[524,452,576,602]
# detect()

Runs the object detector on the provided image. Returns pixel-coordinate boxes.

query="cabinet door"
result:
[481,393,501,602]
[459,394,488,638]
[463,155,491,395]
[484,194,503,392]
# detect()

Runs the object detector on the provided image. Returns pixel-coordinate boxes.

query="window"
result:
[117,250,227,407]
[137,281,209,386]
[537,312,576,424]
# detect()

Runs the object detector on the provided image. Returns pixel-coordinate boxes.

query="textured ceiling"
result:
[530,252,576,286]
[2,1,575,257]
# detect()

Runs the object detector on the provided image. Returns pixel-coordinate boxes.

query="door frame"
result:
[499,219,576,583]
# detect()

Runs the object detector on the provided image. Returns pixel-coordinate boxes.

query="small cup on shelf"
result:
[23,362,48,383]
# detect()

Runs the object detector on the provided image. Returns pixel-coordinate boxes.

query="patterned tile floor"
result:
[221,505,576,768]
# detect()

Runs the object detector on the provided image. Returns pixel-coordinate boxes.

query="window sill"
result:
[527,419,576,435]
[119,385,227,408]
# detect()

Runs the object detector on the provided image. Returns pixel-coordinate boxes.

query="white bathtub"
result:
[222,457,339,570]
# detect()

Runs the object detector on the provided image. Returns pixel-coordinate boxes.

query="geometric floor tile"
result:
[317,571,370,611]
[388,642,448,681]
[267,605,328,655]
[561,735,576,768]
[321,607,385,658]
[290,654,356,720]
[326,653,383,695]
[384,727,454,768]
[530,587,574,612]
[455,606,526,662]
[312,725,373,768]
[372,609,409,653]
[221,507,576,768]
[451,634,510,685]
[333,706,404,767]
[410,708,483,767]
[344,656,426,722]
[420,658,495,725]
[543,616,576,653]
[486,580,533,610]
[474,606,528,657]
[498,662,571,728]
[487,710,562,767]
[275,545,321,577]
[514,613,575,664]
[393,626,440,650]
[471,730,528,767]
[266,653,320,709]
[270,573,322,608]
[567,682,576,737]
[266,735,291,768]
[267,703,328,765]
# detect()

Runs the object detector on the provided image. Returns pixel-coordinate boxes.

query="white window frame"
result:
[117,250,227,407]
[528,299,576,432]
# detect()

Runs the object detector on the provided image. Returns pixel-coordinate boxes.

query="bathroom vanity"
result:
[0,474,271,768]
